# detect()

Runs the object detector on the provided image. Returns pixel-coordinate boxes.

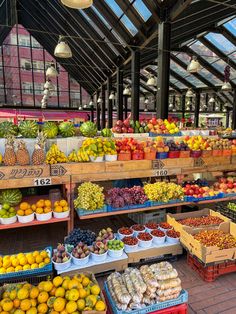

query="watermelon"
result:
[42,121,58,139]
[80,121,97,137]
[0,189,22,206]
[59,122,75,137]
[101,128,112,137]
[19,120,38,138]
[0,122,18,138]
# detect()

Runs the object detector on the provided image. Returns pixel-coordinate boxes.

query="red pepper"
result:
[122,236,138,245]
[159,222,172,229]
[151,230,165,237]
[138,232,152,241]
[119,227,133,235]
[132,224,145,231]
[145,222,159,229]
[167,229,180,238]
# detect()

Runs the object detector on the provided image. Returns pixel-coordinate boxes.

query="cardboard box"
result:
[167,208,230,234]
[180,222,236,264]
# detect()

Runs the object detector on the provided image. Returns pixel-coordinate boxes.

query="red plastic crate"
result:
[187,253,236,282]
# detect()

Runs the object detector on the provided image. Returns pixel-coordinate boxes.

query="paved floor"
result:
[2,215,236,314]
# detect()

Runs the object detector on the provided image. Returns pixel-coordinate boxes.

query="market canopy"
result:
[0,0,236,101]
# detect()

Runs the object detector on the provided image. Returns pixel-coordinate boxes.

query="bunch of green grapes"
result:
[74,182,105,210]
[144,182,184,202]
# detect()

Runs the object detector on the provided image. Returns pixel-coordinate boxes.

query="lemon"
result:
[77,299,85,311]
[95,300,106,311]
[53,276,63,288]
[90,285,100,296]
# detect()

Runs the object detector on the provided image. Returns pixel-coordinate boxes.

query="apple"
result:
[219,177,227,183]
[116,120,123,127]
[122,126,128,133]
[227,182,234,189]
[123,119,130,127]
[188,189,194,195]
[128,127,134,133]
[227,177,234,183]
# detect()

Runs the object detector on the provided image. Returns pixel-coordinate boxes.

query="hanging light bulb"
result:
[186,88,195,98]
[83,104,87,109]
[61,0,93,9]
[43,89,50,96]
[123,85,131,96]
[78,106,83,110]
[169,103,174,110]
[208,96,215,104]
[54,36,72,58]
[215,105,220,111]
[89,100,94,107]
[223,108,227,112]
[44,79,55,91]
[187,56,201,73]
[46,63,58,78]
[97,96,102,103]
[221,81,232,91]
[144,98,149,112]
[109,91,115,100]
[147,75,157,86]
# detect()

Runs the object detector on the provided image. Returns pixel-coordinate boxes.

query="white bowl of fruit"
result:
[52,244,71,271]
[131,224,146,237]
[118,227,134,240]
[166,230,180,244]
[0,203,17,224]
[17,202,35,223]
[137,232,153,248]
[108,239,124,258]
[53,200,70,219]
[71,242,90,266]
[90,242,108,262]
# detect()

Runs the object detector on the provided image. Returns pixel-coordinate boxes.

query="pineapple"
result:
[16,140,30,166]
[3,135,17,166]
[32,132,46,165]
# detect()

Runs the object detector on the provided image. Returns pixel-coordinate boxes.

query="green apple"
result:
[2,203,10,210]
[0,209,7,216]
[9,213,16,217]
[9,207,15,213]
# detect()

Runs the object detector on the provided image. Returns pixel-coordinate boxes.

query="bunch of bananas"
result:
[77,147,90,162]
[46,144,68,164]
[68,149,78,162]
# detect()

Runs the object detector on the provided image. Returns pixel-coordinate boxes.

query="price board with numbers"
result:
[34,177,52,186]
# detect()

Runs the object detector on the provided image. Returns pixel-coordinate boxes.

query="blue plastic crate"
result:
[149,132,182,137]
[157,152,168,159]
[0,247,52,282]
[76,206,107,216]
[150,201,166,206]
[129,201,150,209]
[107,205,129,212]
[104,282,188,314]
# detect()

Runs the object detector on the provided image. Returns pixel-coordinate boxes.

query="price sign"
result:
[156,169,169,176]
[34,177,52,186]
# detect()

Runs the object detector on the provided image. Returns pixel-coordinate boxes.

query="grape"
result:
[144,182,184,202]
[74,182,105,210]
[65,228,96,246]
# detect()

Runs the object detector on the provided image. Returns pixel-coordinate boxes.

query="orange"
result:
[19,257,28,266]
[62,206,69,212]
[2,299,14,312]
[25,209,33,216]
[53,276,63,288]
[20,202,29,210]
[37,303,48,314]
[32,251,39,258]
[20,299,31,311]
[15,265,23,271]
[36,200,45,208]
[44,207,51,214]
[49,287,56,296]
[35,255,43,264]
[44,200,51,207]
[26,307,37,314]
[54,201,60,207]
[59,200,67,207]
[53,297,66,312]
[43,281,53,292]
[13,299,20,308]
[23,265,31,271]
[30,299,37,307]
[54,206,63,213]
[40,251,48,259]
[38,291,49,304]
[27,256,35,265]
[66,301,77,314]
[36,208,43,214]
[31,263,38,269]
[17,209,25,216]
[55,287,65,298]
[31,204,36,211]
[30,287,39,299]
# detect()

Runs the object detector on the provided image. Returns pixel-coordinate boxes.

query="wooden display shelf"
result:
[0,217,70,230]
[77,195,236,220]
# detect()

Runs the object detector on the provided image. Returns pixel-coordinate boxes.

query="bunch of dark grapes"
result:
[106,186,147,208]
[65,228,96,246]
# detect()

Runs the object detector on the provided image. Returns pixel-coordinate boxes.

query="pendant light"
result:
[109,91,115,100]
[215,105,220,111]
[222,81,232,91]
[44,79,55,91]
[186,88,195,98]
[43,89,50,96]
[187,56,201,73]
[78,106,83,110]
[54,36,72,58]
[89,100,94,107]
[147,75,157,86]
[61,0,93,9]
[83,104,87,109]
[144,98,149,112]
[169,103,174,110]
[208,96,215,105]
[46,63,58,78]
[97,96,102,103]
[123,85,131,96]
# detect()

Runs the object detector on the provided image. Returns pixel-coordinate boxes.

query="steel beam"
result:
[96,91,101,130]
[131,49,140,121]
[181,95,186,118]
[194,92,200,127]
[116,68,123,121]
[157,22,171,119]
[232,90,236,130]
[107,76,113,128]
[101,84,106,129]
[170,0,193,21]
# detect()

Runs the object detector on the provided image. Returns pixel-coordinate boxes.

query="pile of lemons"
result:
[0,250,50,274]
[0,274,106,314]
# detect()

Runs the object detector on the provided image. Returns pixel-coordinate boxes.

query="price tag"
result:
[34,177,52,186]
[156,169,169,176]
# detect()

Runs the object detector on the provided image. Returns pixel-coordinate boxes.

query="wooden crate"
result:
[152,158,194,169]
[127,243,183,263]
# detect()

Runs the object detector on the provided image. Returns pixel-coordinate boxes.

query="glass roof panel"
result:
[120,15,138,35]
[224,17,236,36]
[170,60,188,76]
[198,68,222,85]
[170,76,188,89]
[205,33,236,54]
[173,52,191,65]
[184,75,207,88]
[105,0,123,18]
[131,0,152,22]
[91,7,112,30]
[189,41,219,62]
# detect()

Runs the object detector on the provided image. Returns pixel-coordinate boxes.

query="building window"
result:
[21,59,32,71]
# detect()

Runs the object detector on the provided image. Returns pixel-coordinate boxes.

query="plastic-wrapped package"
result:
[126,268,147,294]
[157,286,182,297]
[122,272,142,304]
[129,302,145,310]
[140,265,158,288]
[158,292,181,302]
[107,278,128,310]
[150,262,173,272]
[158,278,181,290]
[153,268,178,281]
[108,272,131,304]
[145,286,157,295]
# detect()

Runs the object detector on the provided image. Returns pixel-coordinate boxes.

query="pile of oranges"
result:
[17,199,69,216]
[0,250,50,274]
[0,275,106,314]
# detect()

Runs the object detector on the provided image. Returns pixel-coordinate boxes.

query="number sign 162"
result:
[34,177,52,186]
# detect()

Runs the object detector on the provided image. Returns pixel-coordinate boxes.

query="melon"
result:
[42,121,58,139]
[101,128,112,137]
[0,122,18,138]
[80,121,97,137]
[19,120,39,138]
[0,189,22,206]
[58,122,75,137]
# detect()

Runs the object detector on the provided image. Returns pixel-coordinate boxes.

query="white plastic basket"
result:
[52,257,71,271]
[53,210,70,219]
[105,154,118,162]
[17,213,34,224]
[0,216,17,225]
[108,248,124,258]
[91,251,107,262]
[36,212,52,221]
[72,254,90,266]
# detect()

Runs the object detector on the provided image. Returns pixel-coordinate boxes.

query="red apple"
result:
[128,127,134,133]
[189,189,194,195]
[114,126,122,133]
[116,120,123,127]
[227,182,234,189]
[219,177,227,183]
[123,119,130,127]
[122,126,128,133]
